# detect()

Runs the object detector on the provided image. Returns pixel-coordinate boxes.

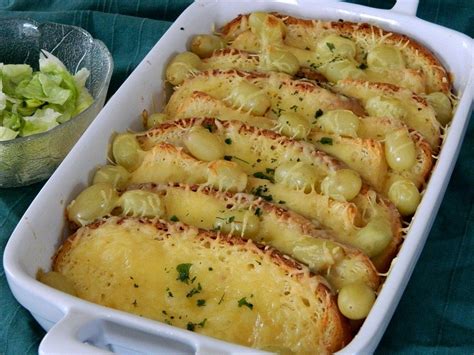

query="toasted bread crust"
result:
[356,186,403,272]
[54,216,351,352]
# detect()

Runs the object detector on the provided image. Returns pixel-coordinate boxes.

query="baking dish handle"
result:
[391,0,420,16]
[38,311,112,355]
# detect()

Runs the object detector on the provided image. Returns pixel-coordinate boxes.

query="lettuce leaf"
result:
[0,126,19,141]
[0,51,93,139]
[20,108,61,137]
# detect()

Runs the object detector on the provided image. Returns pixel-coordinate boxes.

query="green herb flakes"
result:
[237,297,254,310]
[252,172,274,182]
[197,299,206,307]
[319,137,333,145]
[176,263,192,283]
[187,318,207,331]
[314,109,324,119]
[186,283,202,298]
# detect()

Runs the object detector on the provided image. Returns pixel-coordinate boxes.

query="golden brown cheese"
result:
[166,69,366,119]
[220,13,451,94]
[66,182,380,291]
[168,90,432,202]
[133,118,403,272]
[332,80,441,151]
[174,91,275,129]
[54,217,351,353]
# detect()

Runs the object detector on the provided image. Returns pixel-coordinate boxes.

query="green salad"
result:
[0,50,93,141]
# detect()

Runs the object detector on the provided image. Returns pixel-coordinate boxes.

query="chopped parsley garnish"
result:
[187,318,207,331]
[133,283,139,288]
[170,215,179,222]
[224,138,232,145]
[319,137,333,145]
[208,267,213,271]
[203,123,213,132]
[166,287,174,297]
[224,155,232,161]
[358,63,368,70]
[228,216,235,223]
[326,42,335,52]
[218,293,225,305]
[252,186,273,201]
[197,299,206,307]
[176,263,192,284]
[238,297,254,310]
[253,172,274,182]
[254,207,262,217]
[232,156,250,164]
[186,283,202,298]
[314,109,324,119]
[278,200,286,204]
[289,105,298,112]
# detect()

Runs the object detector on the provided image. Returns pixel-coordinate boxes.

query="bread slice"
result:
[66,182,380,291]
[132,118,403,271]
[309,129,433,191]
[169,90,432,194]
[166,69,366,119]
[53,216,351,353]
[332,80,441,152]
[220,13,451,94]
[174,91,275,129]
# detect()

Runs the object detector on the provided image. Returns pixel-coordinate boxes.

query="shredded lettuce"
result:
[0,51,93,140]
[21,108,61,137]
[0,126,19,141]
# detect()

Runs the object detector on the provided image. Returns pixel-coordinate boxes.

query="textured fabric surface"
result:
[0,1,472,354]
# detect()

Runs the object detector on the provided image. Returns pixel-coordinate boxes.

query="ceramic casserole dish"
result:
[4,0,473,353]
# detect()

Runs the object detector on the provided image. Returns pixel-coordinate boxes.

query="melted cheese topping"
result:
[174,92,275,129]
[130,143,208,185]
[55,218,341,353]
[309,132,388,192]
[135,121,397,259]
[223,13,449,95]
[334,80,440,151]
[246,177,361,238]
[166,71,361,122]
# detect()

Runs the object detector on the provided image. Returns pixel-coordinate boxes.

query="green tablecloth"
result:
[0,1,472,353]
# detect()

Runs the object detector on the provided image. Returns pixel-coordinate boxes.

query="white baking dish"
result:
[4,0,473,353]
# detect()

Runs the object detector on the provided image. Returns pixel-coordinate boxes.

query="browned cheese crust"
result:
[54,216,352,353]
[220,13,452,94]
[138,118,403,272]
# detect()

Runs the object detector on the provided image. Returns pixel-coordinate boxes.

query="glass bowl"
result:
[0,19,113,187]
